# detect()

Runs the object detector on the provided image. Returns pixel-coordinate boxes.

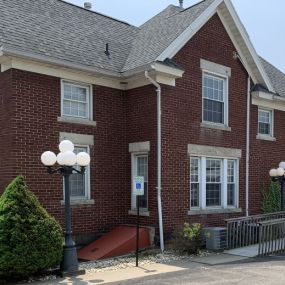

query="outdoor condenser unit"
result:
[204,227,227,250]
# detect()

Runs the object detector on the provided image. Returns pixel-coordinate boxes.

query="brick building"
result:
[0,0,284,245]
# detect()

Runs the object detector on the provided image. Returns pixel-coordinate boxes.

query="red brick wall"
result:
[249,106,285,215]
[0,69,16,191]
[0,68,129,236]
[160,14,249,232]
[125,85,158,227]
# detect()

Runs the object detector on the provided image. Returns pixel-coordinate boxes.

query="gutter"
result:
[144,71,164,252]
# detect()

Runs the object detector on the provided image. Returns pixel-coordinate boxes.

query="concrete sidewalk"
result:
[27,261,193,285]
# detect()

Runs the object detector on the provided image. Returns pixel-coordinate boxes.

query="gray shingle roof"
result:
[0,0,139,73]
[260,57,285,97]
[0,0,284,96]
[121,0,215,72]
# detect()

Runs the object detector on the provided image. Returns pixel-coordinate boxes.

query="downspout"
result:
[246,76,250,217]
[145,71,164,252]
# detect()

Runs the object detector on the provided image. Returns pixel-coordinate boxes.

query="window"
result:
[61,80,92,119]
[190,157,238,209]
[68,145,90,199]
[258,108,273,136]
[131,154,148,210]
[203,73,227,125]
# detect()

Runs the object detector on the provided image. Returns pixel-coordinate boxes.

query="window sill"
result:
[128,210,150,217]
[256,134,276,142]
[61,199,95,206]
[57,116,97,127]
[200,122,231,132]
[188,208,242,216]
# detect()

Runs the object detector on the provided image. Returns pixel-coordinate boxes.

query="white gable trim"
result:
[223,0,274,92]
[156,0,223,61]
[156,0,275,93]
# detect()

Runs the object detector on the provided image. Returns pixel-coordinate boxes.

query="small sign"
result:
[134,176,144,196]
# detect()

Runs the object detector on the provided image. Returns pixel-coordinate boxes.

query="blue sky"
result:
[65,0,285,73]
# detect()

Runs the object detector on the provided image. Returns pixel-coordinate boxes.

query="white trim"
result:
[151,62,184,78]
[223,0,274,92]
[59,132,94,146]
[188,208,242,215]
[128,210,150,217]
[200,122,231,132]
[157,0,223,61]
[129,141,150,153]
[200,59,231,77]
[156,0,275,93]
[57,116,97,127]
[188,144,242,158]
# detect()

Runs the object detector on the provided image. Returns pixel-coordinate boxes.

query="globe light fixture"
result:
[269,163,285,211]
[41,140,90,276]
[41,151,57,166]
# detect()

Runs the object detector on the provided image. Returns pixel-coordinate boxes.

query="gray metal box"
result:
[204,227,227,250]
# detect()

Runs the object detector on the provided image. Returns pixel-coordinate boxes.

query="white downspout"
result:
[145,71,164,252]
[246,76,251,217]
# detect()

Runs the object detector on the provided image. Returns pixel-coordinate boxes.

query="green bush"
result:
[173,223,202,254]
[0,176,63,279]
[261,181,281,213]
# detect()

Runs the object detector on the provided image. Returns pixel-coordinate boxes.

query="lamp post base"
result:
[60,244,85,277]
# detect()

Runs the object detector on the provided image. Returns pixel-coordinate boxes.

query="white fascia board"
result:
[156,0,223,61]
[2,46,119,78]
[151,62,184,78]
[216,9,258,84]
[7,56,123,90]
[223,0,275,93]
[252,91,285,111]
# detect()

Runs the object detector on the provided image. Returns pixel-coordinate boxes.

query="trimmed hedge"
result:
[0,176,63,278]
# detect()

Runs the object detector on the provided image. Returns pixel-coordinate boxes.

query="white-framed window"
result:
[61,80,92,120]
[65,145,91,200]
[190,156,238,209]
[202,72,228,125]
[258,108,273,136]
[131,153,148,210]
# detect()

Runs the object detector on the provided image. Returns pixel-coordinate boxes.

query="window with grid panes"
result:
[69,146,90,199]
[258,109,272,136]
[190,157,238,209]
[203,73,227,124]
[62,81,91,119]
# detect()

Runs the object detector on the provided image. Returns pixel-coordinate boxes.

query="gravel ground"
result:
[79,249,211,274]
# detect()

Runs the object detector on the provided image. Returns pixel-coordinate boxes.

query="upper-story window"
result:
[202,73,228,125]
[61,80,92,120]
[258,108,273,137]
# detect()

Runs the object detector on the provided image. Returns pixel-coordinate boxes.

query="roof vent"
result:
[84,1,92,10]
[179,0,183,9]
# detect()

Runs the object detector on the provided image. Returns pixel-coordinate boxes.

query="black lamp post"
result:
[269,163,285,211]
[41,140,91,276]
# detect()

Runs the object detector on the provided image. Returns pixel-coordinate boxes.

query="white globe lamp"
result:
[277,167,285,177]
[59,140,74,153]
[269,169,278,177]
[279,162,285,169]
[76,152,91,167]
[41,151,57,166]
[57,151,77,166]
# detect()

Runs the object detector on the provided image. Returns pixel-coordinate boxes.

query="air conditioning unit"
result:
[204,227,227,250]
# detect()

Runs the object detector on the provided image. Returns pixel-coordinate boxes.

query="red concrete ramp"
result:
[78,225,150,261]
